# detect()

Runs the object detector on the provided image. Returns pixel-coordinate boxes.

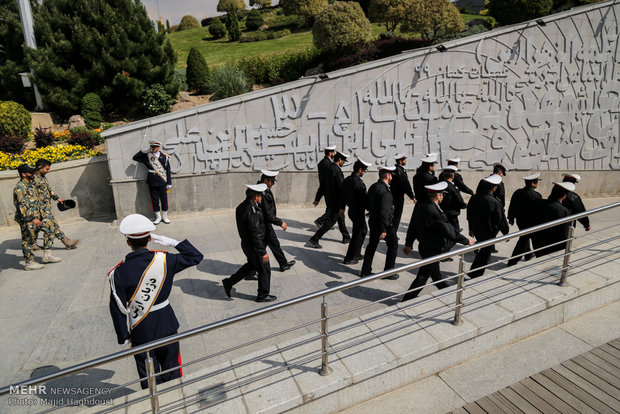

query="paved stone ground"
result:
[0,196,617,406]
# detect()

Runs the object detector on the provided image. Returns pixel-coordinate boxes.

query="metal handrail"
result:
[1,201,617,397]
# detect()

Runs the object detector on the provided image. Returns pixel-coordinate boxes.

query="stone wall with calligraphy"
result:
[103,1,620,216]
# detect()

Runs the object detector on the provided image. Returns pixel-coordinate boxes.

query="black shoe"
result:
[360,271,371,278]
[256,295,277,302]
[305,239,322,249]
[506,261,517,267]
[354,254,364,260]
[492,247,498,253]
[383,273,399,280]
[314,219,322,228]
[280,260,296,272]
[441,258,454,262]
[222,278,233,299]
[343,258,359,264]
[342,236,351,244]
[244,272,258,280]
[523,254,532,261]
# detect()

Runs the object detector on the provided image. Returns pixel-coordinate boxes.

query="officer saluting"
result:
[108,214,203,389]
[133,140,172,225]
[507,173,542,266]
[341,158,371,264]
[391,153,414,233]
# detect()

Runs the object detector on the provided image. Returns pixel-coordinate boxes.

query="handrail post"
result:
[559,225,575,286]
[319,296,332,376]
[146,351,159,413]
[453,254,465,326]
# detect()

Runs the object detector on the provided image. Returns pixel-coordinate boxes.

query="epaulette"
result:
[107,260,124,276]
[149,249,168,253]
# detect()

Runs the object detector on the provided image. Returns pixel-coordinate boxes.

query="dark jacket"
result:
[259,187,283,227]
[341,173,367,216]
[494,182,506,207]
[366,180,393,233]
[323,162,345,207]
[412,168,438,202]
[314,156,332,202]
[563,192,590,229]
[454,172,474,195]
[532,198,570,257]
[391,164,414,202]
[508,186,542,229]
[109,240,203,345]
[405,200,469,256]
[440,181,467,217]
[467,192,509,241]
[133,150,172,187]
[236,198,267,256]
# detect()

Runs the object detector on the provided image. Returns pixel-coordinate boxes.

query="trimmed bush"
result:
[226,9,242,41]
[68,127,97,149]
[207,63,250,101]
[237,48,319,85]
[209,17,227,38]
[34,127,55,148]
[246,9,264,31]
[312,2,374,51]
[0,135,25,154]
[141,84,173,116]
[80,93,104,130]
[0,101,32,140]
[401,0,465,41]
[217,0,246,12]
[240,29,291,42]
[178,15,201,31]
[174,69,188,91]
[186,48,210,93]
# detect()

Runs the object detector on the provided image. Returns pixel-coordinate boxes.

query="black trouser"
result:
[266,224,287,267]
[230,242,271,298]
[469,239,493,278]
[361,223,397,275]
[402,249,455,301]
[311,205,349,241]
[134,335,181,389]
[149,185,168,211]
[392,197,405,233]
[445,214,460,251]
[344,210,367,261]
[507,233,533,266]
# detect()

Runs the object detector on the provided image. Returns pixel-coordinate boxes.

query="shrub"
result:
[102,123,116,131]
[246,9,264,30]
[0,135,25,154]
[267,13,305,30]
[209,17,227,38]
[369,0,409,32]
[313,2,374,51]
[68,127,97,149]
[141,84,173,116]
[401,0,464,42]
[80,93,104,130]
[249,0,271,7]
[488,0,553,25]
[217,0,246,12]
[178,15,201,31]
[240,29,291,42]
[237,48,319,84]
[379,31,394,40]
[186,48,210,93]
[0,101,32,140]
[207,63,250,101]
[226,9,242,41]
[281,0,328,27]
[174,69,188,91]
[34,127,55,148]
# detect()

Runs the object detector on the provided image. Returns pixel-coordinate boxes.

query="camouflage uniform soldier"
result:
[34,159,80,249]
[13,164,60,270]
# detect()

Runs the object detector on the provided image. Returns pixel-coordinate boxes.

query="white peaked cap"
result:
[523,173,541,180]
[336,150,350,158]
[120,214,156,238]
[444,165,458,172]
[562,173,581,182]
[425,181,448,193]
[323,145,337,151]
[148,139,162,146]
[483,174,502,185]
[379,165,396,172]
[553,182,576,192]
[447,157,461,163]
[246,183,268,193]
[261,169,279,178]
[493,162,508,172]
[421,153,438,163]
[358,158,372,168]
[393,152,407,160]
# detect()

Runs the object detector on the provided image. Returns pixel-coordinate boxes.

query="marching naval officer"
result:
[439,166,467,231]
[531,181,575,257]
[412,153,439,203]
[341,158,371,264]
[313,145,336,228]
[446,157,474,196]
[492,162,508,208]
[561,173,591,231]
[506,173,542,266]
[133,139,172,225]
[258,170,296,272]
[108,214,203,389]
[391,153,415,233]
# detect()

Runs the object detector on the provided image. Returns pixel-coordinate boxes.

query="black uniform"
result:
[341,172,367,262]
[507,185,542,266]
[531,198,570,257]
[260,186,289,269]
[402,200,469,301]
[467,192,509,278]
[391,164,414,232]
[310,162,349,243]
[412,168,438,203]
[361,180,397,276]
[563,192,590,229]
[454,172,474,195]
[109,240,203,389]
[227,198,272,299]
[494,182,506,208]
[440,180,467,231]
[133,151,172,212]
[314,156,332,226]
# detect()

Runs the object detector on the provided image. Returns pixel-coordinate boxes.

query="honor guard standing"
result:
[313,145,336,228]
[360,166,399,279]
[492,163,508,208]
[341,158,371,264]
[439,166,467,232]
[133,140,172,225]
[34,159,80,249]
[561,173,591,231]
[390,153,414,233]
[13,164,58,270]
[446,158,474,196]
[258,170,296,272]
[467,174,509,278]
[108,214,203,389]
[223,183,277,302]
[306,151,350,248]
[506,173,543,266]
[531,182,574,257]
[412,153,439,203]
[402,182,474,302]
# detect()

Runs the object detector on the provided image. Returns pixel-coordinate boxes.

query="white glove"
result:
[122,339,131,348]
[151,233,180,247]
[166,185,172,190]
[141,148,150,153]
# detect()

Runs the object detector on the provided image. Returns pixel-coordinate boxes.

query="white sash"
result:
[148,153,168,183]
[108,252,168,331]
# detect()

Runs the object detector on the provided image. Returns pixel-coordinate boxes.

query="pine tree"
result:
[186,48,210,93]
[225,8,242,41]
[25,0,178,117]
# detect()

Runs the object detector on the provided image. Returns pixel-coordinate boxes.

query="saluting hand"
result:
[262,253,269,263]
[281,222,287,231]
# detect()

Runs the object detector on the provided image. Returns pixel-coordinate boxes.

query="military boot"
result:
[42,250,62,263]
[25,260,45,271]
[153,211,162,225]
[61,236,80,249]
[161,211,171,224]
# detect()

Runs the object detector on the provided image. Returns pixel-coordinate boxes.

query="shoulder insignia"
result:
[148,249,168,253]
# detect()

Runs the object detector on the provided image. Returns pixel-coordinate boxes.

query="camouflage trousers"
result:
[38,212,65,240]
[19,218,56,261]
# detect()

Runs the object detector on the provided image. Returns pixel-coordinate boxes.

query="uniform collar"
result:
[125,247,150,260]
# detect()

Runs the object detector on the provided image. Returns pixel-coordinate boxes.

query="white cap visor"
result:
[120,214,156,238]
[523,173,541,180]
[483,174,502,185]
[425,181,448,193]
[246,183,268,193]
[553,181,576,192]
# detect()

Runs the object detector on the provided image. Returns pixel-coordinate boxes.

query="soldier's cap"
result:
[562,173,581,182]
[523,173,541,181]
[444,165,458,172]
[425,181,448,193]
[17,164,37,175]
[483,174,502,185]
[335,150,349,158]
[447,157,461,163]
[57,199,76,211]
[379,165,396,172]
[322,145,337,151]
[358,158,372,168]
[261,169,279,181]
[553,181,576,192]
[493,162,508,172]
[393,152,407,160]
[148,139,162,147]
[119,214,156,239]
[246,183,268,193]
[421,153,438,164]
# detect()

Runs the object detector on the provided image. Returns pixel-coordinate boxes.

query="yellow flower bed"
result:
[0,144,100,171]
